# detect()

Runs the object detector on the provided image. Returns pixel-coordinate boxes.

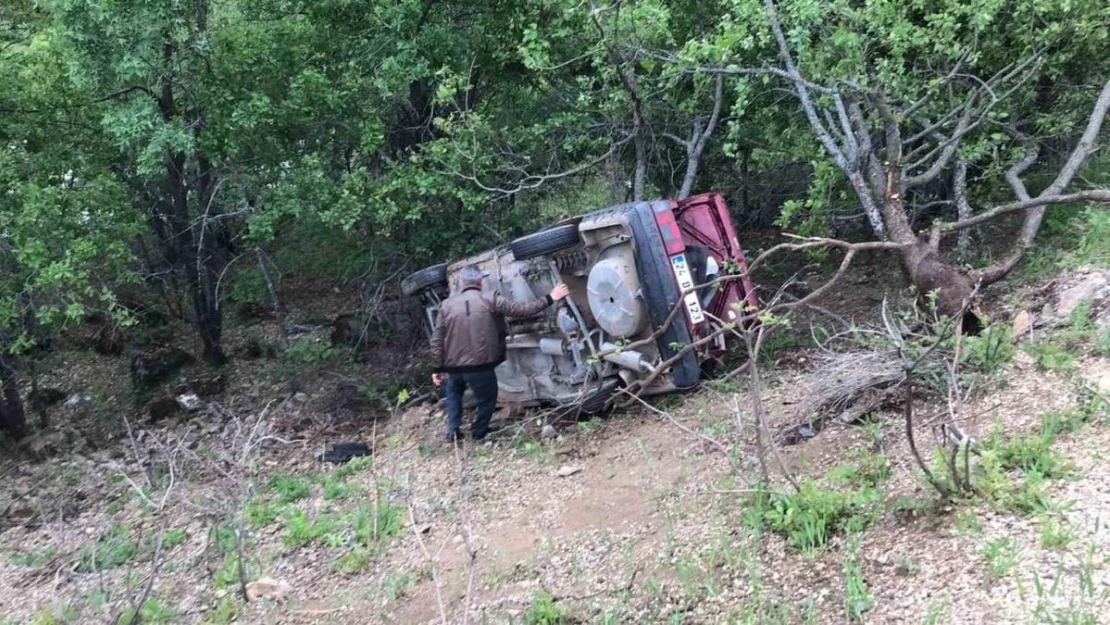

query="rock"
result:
[1011,310,1034,338]
[28,388,67,411]
[1054,271,1110,320]
[64,394,93,409]
[1088,370,1110,395]
[245,577,293,603]
[130,346,195,391]
[175,393,203,412]
[149,397,180,422]
[540,424,558,439]
[556,465,582,478]
[292,392,309,403]
[284,323,322,338]
[26,432,68,457]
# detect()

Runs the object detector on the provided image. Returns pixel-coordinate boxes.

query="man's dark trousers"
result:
[445,369,499,440]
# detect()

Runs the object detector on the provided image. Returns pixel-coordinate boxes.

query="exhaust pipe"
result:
[599,341,655,374]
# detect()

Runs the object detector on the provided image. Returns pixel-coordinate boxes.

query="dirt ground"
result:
[2,266,1109,624]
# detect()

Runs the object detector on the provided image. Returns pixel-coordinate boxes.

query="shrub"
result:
[335,548,373,575]
[354,498,404,548]
[270,475,311,503]
[118,600,176,625]
[842,546,872,622]
[245,499,281,528]
[975,424,1071,514]
[986,430,1069,479]
[283,340,334,366]
[76,524,138,573]
[8,545,56,568]
[522,590,567,625]
[212,555,256,589]
[961,323,1016,374]
[1024,341,1078,372]
[762,479,883,553]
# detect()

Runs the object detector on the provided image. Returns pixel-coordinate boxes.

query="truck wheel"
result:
[580,382,616,415]
[401,263,448,297]
[509,224,581,260]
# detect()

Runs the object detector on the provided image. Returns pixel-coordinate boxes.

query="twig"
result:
[451,440,481,625]
[741,322,800,491]
[409,505,449,625]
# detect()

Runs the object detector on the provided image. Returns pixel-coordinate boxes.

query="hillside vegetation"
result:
[3,1,1110,623]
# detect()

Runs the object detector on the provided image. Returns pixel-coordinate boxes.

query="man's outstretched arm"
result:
[493,283,570,318]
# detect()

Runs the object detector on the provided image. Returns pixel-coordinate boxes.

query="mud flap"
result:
[627,202,701,389]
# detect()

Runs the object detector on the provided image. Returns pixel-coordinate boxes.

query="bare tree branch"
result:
[953,159,973,255]
[940,189,1110,234]
[762,0,888,238]
[1026,78,1110,225]
[440,133,634,197]
[1004,140,1040,203]
[589,0,648,200]
[678,73,725,199]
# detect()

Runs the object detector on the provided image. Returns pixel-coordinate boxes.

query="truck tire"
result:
[509,224,581,260]
[580,380,617,415]
[627,202,701,389]
[552,380,617,421]
[401,263,448,297]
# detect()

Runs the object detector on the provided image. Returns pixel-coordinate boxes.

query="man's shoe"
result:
[443,429,462,443]
[471,430,489,442]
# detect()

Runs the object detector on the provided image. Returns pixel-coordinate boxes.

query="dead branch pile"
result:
[777,349,904,443]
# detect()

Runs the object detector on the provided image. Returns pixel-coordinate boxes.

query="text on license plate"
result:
[670,253,706,325]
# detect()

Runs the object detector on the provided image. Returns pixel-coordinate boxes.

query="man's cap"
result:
[459,264,489,284]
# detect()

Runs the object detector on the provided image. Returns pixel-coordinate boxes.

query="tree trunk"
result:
[884,175,976,317]
[0,352,28,441]
[192,150,227,365]
[153,34,226,366]
[902,241,976,316]
[191,0,227,365]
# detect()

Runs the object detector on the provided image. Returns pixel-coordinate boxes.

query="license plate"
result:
[670,253,706,325]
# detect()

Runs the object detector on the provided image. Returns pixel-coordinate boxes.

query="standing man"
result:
[431,264,570,441]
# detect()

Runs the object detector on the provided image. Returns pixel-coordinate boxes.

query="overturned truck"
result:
[402,192,759,411]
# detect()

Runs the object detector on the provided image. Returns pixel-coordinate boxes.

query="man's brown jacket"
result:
[431,286,553,373]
